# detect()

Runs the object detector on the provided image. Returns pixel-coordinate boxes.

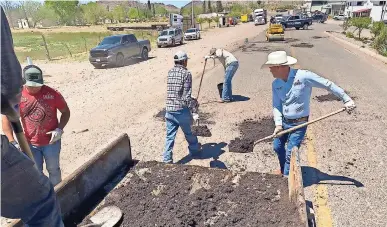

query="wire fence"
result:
[13,30,159,62]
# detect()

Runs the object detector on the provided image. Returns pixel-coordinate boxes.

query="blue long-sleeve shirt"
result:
[272,68,352,126]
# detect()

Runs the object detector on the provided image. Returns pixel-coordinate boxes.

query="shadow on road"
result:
[176,142,227,167]
[302,166,364,188]
[232,95,250,102]
[97,56,156,69]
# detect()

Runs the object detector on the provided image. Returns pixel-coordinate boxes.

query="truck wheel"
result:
[141,48,149,60]
[93,64,103,69]
[172,39,175,47]
[303,24,308,30]
[116,53,124,67]
[180,38,184,45]
[296,27,300,30]
[157,45,161,48]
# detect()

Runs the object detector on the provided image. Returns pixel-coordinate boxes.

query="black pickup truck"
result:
[280,15,311,30]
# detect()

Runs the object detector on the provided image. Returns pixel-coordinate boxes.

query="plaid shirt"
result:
[166,64,193,112]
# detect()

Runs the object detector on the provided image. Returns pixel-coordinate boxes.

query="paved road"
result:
[195,21,387,226]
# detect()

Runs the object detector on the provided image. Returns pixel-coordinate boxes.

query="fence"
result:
[13,30,159,62]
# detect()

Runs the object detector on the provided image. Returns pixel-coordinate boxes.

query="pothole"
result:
[291,42,314,48]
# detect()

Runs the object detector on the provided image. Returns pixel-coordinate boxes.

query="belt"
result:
[283,116,309,124]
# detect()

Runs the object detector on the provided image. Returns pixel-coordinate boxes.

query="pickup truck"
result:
[280,15,311,30]
[89,34,151,68]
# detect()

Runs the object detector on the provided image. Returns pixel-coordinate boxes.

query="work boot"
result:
[270,169,282,175]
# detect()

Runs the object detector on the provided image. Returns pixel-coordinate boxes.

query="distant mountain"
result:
[97,0,179,12]
[154,2,179,12]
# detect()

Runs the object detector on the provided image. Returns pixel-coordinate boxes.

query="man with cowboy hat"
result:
[263,51,356,176]
[163,50,201,163]
[205,48,239,103]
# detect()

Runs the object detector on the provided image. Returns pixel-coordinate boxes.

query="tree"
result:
[203,0,206,13]
[113,5,126,23]
[1,1,18,28]
[208,1,212,13]
[216,1,223,13]
[30,4,57,27]
[106,11,114,23]
[206,17,212,28]
[81,2,106,25]
[152,3,155,17]
[372,26,387,56]
[128,7,138,19]
[155,5,168,16]
[350,17,372,39]
[196,17,204,29]
[45,1,79,25]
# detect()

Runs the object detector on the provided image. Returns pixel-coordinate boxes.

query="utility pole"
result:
[191,0,194,28]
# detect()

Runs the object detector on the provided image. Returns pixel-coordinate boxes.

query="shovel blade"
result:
[89,206,122,227]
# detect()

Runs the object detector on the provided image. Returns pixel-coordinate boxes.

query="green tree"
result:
[81,2,106,25]
[216,1,223,13]
[30,4,57,27]
[203,0,206,13]
[1,1,18,28]
[206,17,212,28]
[208,1,212,13]
[152,4,155,17]
[45,0,79,25]
[155,5,168,16]
[128,7,138,19]
[370,21,386,38]
[113,5,126,23]
[349,17,372,39]
[196,17,204,29]
[106,11,114,23]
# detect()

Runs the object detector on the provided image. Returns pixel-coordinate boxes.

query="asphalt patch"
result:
[312,36,327,39]
[314,91,356,102]
[229,117,275,153]
[291,42,314,48]
[284,38,300,43]
[192,125,212,137]
[81,161,303,227]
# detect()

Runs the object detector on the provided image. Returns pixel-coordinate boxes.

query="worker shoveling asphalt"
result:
[191,59,212,137]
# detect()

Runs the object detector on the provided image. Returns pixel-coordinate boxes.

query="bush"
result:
[370,21,386,38]
[372,26,387,56]
[346,31,355,38]
[341,19,351,32]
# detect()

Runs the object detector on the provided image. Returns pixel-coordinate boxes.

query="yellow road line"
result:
[289,37,334,227]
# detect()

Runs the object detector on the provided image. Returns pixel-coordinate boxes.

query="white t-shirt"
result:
[214,49,238,68]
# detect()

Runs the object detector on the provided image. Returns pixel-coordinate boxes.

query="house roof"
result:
[353,8,371,13]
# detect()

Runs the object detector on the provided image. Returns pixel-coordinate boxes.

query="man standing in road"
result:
[205,48,239,103]
[163,51,201,163]
[2,65,71,186]
[263,51,356,176]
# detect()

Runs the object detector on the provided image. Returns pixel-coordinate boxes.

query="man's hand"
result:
[273,125,283,137]
[204,55,214,60]
[192,113,200,123]
[344,100,356,113]
[46,128,63,144]
[10,141,20,150]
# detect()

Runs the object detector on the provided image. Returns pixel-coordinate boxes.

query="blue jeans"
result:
[163,108,200,163]
[222,61,239,101]
[1,135,64,227]
[273,121,307,176]
[30,140,62,186]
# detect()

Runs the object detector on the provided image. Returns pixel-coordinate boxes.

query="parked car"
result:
[275,14,284,22]
[157,28,184,47]
[298,13,313,25]
[312,13,328,23]
[184,28,200,40]
[280,15,311,30]
[254,16,266,25]
[333,14,346,20]
[89,34,151,68]
[276,9,288,13]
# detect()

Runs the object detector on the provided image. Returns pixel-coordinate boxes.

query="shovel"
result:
[191,60,212,137]
[253,108,347,147]
[79,206,122,227]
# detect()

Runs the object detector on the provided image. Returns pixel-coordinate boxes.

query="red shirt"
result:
[20,85,67,146]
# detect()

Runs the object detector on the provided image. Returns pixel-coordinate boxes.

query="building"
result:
[344,0,387,21]
[306,1,346,15]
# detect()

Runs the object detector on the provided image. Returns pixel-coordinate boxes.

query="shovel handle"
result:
[254,108,346,146]
[196,59,207,99]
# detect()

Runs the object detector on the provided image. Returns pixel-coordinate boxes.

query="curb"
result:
[324,31,387,64]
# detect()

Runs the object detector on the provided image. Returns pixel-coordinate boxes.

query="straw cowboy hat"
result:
[262,51,297,68]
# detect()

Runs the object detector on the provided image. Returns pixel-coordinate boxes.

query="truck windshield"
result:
[100,36,121,45]
[186,29,196,33]
[160,30,175,36]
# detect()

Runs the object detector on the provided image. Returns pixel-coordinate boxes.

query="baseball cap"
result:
[23,66,44,87]
[174,51,189,62]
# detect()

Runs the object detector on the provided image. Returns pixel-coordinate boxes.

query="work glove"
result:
[46,128,63,144]
[344,99,356,113]
[190,97,199,113]
[204,55,214,60]
[192,113,200,123]
[10,141,20,150]
[273,125,283,137]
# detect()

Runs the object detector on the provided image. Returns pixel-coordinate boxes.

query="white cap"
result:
[174,50,189,62]
[262,51,297,68]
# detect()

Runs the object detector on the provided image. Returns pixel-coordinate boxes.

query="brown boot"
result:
[270,169,282,175]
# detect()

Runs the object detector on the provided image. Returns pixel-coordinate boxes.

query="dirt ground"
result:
[79,161,303,227]
[23,22,268,179]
